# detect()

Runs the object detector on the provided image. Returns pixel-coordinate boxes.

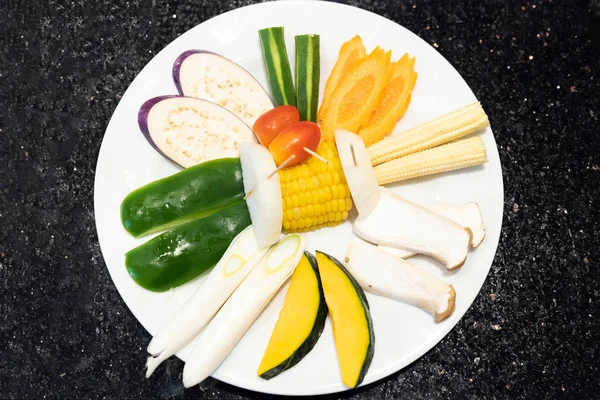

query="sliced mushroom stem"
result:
[353,187,471,270]
[379,201,486,259]
[345,239,456,322]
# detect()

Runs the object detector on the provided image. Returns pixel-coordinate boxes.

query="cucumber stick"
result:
[182,234,306,388]
[295,34,320,122]
[259,27,297,107]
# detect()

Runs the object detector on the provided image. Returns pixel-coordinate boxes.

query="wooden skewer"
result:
[245,155,297,199]
[244,148,326,200]
[267,155,295,179]
[350,144,358,166]
[303,147,328,163]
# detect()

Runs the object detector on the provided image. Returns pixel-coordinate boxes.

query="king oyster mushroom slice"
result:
[353,187,472,270]
[379,201,486,259]
[345,238,456,322]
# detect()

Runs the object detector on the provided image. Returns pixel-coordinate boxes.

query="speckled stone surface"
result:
[1,0,599,398]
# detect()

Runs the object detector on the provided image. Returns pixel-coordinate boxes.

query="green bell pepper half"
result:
[125,200,251,292]
[120,158,245,237]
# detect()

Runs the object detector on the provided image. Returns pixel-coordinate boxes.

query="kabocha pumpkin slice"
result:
[258,252,328,379]
[316,251,374,388]
[318,36,366,122]
[358,54,418,146]
[320,47,393,142]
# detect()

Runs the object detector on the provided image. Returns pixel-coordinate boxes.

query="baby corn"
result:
[368,102,489,165]
[279,142,353,233]
[373,136,488,185]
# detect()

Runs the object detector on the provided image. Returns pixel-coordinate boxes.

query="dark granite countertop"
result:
[1,0,599,398]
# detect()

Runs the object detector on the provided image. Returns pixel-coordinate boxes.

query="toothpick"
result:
[267,155,295,179]
[244,155,296,200]
[350,144,358,166]
[303,147,328,163]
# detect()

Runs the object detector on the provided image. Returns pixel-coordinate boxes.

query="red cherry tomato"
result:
[252,105,300,146]
[268,121,321,167]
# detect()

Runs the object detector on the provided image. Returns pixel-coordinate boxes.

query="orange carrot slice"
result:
[358,54,418,146]
[317,36,366,123]
[320,47,393,142]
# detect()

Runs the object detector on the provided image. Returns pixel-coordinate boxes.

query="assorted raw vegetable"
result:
[146,227,268,377]
[316,251,374,389]
[172,50,274,127]
[239,142,283,249]
[121,158,244,237]
[318,36,366,123]
[380,202,486,259]
[358,54,417,146]
[138,96,256,168]
[258,252,327,379]
[252,105,300,146]
[320,47,393,142]
[345,239,456,322]
[182,234,306,388]
[295,34,320,122]
[354,188,472,271]
[118,26,496,390]
[125,200,251,292]
[258,27,297,107]
[279,141,353,232]
[268,121,321,167]
[373,136,488,185]
[368,102,489,165]
[335,129,380,218]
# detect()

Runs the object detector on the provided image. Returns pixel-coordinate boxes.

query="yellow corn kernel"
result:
[324,187,332,201]
[278,142,353,233]
[333,171,341,184]
[345,198,353,211]
[299,192,307,207]
[337,184,346,199]
[317,188,325,203]
[331,184,339,200]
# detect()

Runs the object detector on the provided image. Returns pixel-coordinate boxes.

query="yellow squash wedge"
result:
[258,252,328,379]
[320,47,393,142]
[358,54,418,146]
[316,251,375,388]
[318,36,366,123]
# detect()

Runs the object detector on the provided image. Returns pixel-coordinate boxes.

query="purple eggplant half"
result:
[173,50,274,127]
[138,96,257,168]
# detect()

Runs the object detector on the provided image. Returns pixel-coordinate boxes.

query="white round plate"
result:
[94,0,503,396]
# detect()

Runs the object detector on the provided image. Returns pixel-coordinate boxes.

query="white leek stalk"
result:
[146,226,268,377]
[182,234,306,388]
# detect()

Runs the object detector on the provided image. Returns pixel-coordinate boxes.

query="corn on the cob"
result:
[279,142,353,233]
[373,136,488,185]
[368,102,489,165]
